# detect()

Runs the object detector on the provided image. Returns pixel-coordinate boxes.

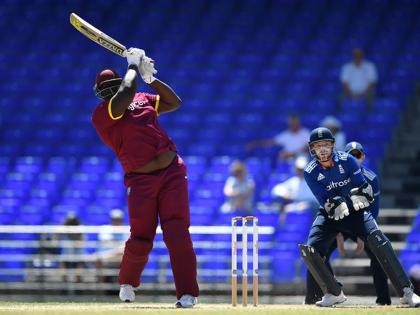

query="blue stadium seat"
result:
[271,250,300,283]
[1,0,419,286]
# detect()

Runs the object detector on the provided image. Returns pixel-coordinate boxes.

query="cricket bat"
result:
[70,13,127,57]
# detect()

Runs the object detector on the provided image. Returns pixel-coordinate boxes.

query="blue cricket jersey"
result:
[361,166,380,219]
[304,151,367,215]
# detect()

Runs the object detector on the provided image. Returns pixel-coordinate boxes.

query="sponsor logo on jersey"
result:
[338,164,345,174]
[326,178,351,191]
[128,101,146,111]
[317,173,325,181]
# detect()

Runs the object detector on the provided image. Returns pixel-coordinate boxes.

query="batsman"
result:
[91,48,199,307]
[299,127,420,307]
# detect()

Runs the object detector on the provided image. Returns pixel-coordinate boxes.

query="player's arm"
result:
[304,171,349,220]
[348,155,366,187]
[369,175,380,219]
[303,171,329,206]
[347,156,374,210]
[138,56,181,114]
[109,65,138,118]
[108,48,144,119]
[149,79,181,114]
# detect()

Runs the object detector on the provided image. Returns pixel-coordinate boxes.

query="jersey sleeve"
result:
[91,99,122,129]
[304,171,329,207]
[144,93,160,113]
[369,174,380,219]
[347,155,366,188]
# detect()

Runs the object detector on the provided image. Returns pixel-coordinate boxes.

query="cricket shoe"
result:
[175,294,198,308]
[315,290,347,307]
[400,287,420,307]
[119,284,135,302]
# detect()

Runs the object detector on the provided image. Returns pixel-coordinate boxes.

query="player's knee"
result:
[162,219,193,251]
[367,229,390,248]
[125,235,154,257]
[305,241,327,258]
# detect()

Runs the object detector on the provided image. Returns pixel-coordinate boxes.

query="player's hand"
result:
[139,55,157,84]
[350,194,369,211]
[349,182,373,211]
[126,48,145,67]
[324,196,349,221]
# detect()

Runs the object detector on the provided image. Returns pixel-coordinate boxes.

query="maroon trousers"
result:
[118,156,199,299]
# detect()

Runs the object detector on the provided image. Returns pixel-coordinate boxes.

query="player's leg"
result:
[364,244,391,305]
[367,230,420,307]
[305,235,338,304]
[305,270,324,304]
[301,215,346,307]
[158,156,199,306]
[351,212,419,307]
[118,175,159,301]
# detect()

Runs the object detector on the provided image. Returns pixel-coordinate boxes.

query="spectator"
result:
[60,212,86,283]
[271,156,318,223]
[220,161,255,214]
[96,209,128,287]
[339,48,377,111]
[320,116,346,150]
[246,114,310,161]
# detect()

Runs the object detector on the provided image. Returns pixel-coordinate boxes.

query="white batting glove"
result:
[350,195,370,211]
[349,182,374,211]
[333,202,350,220]
[324,197,350,221]
[139,55,157,84]
[126,48,145,67]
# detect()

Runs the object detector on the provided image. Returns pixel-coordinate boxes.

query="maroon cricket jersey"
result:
[92,92,177,173]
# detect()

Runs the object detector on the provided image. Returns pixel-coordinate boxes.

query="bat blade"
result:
[70,13,127,57]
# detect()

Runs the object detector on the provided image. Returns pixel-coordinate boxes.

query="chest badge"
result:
[339,164,345,174]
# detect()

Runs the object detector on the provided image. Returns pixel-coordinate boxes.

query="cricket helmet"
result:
[93,69,122,100]
[344,141,364,154]
[308,127,335,162]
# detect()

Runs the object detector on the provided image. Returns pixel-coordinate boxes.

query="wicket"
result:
[231,216,258,307]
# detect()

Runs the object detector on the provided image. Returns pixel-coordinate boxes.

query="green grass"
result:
[0,302,418,315]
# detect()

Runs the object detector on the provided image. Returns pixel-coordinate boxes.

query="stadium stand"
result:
[0,0,419,298]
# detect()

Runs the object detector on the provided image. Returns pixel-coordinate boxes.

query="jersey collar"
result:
[319,153,336,170]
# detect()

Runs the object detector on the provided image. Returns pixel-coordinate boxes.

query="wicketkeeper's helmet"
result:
[308,127,335,160]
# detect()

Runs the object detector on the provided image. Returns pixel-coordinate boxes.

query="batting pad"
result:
[367,230,411,296]
[298,244,342,296]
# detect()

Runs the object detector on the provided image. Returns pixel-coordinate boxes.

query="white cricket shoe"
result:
[315,290,347,307]
[119,284,135,302]
[175,294,198,308]
[401,287,420,307]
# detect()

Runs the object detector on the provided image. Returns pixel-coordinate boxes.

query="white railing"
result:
[0,225,285,295]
